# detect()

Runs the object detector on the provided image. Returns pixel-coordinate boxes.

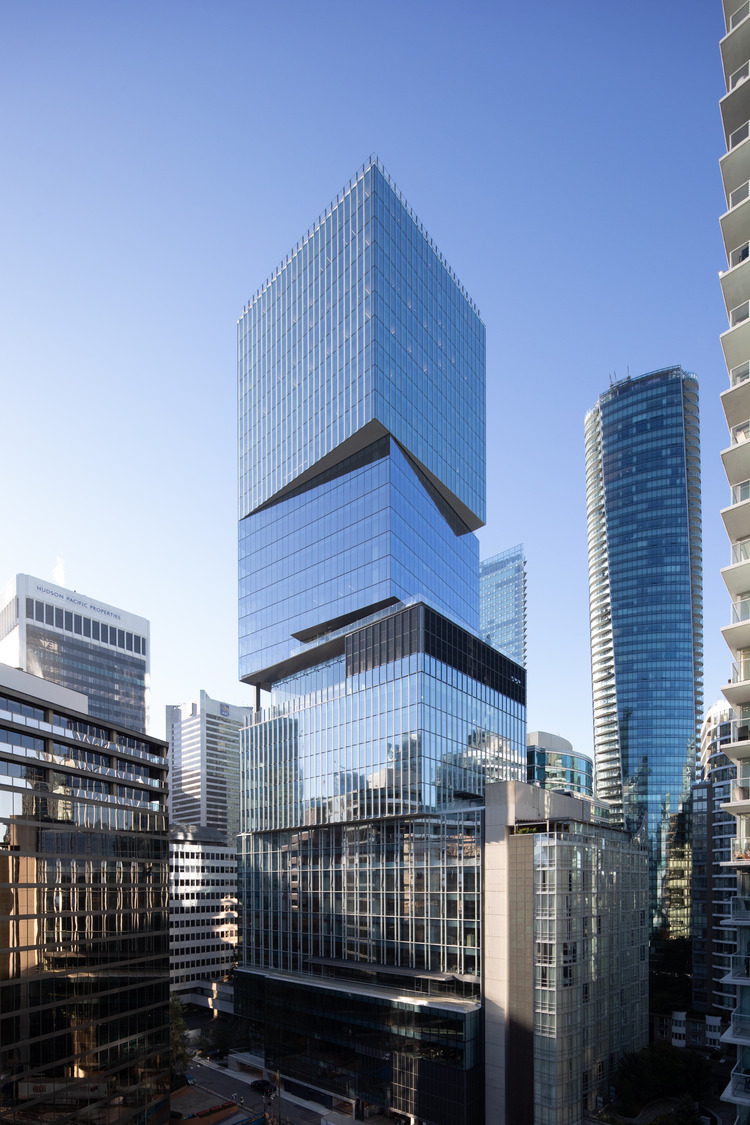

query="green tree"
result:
[170,995,191,1074]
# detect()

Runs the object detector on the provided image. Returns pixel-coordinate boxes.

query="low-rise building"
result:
[484,781,648,1125]
[169,824,238,1011]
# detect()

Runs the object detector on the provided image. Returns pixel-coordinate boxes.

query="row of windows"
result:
[26,597,147,655]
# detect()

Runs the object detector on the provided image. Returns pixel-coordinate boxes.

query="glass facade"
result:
[585,367,702,936]
[26,625,147,733]
[529,823,648,1125]
[237,159,525,1125]
[526,745,593,798]
[0,577,150,734]
[479,544,526,666]
[0,672,169,1124]
[238,159,485,533]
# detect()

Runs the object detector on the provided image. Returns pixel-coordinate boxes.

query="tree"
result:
[170,995,191,1074]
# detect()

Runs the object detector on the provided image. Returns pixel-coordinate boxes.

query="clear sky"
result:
[0,0,731,753]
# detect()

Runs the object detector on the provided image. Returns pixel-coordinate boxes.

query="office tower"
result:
[236,158,526,1125]
[716,4,750,1114]
[166,692,253,846]
[169,825,238,1009]
[484,782,648,1125]
[0,574,150,732]
[585,368,703,935]
[0,664,169,1124]
[526,730,593,798]
[479,544,526,666]
[692,701,736,1019]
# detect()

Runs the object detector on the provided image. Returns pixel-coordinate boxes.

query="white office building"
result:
[167,691,253,846]
[169,824,238,1011]
[0,573,150,732]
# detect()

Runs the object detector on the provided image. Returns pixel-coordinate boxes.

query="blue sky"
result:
[0,1,730,751]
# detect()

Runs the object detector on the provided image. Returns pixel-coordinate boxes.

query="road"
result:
[188,1059,323,1125]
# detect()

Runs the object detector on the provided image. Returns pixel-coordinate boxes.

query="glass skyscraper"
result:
[585,367,702,936]
[236,158,525,1125]
[479,544,526,666]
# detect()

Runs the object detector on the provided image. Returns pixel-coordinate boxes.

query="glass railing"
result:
[730,953,750,979]
[732,180,750,208]
[733,541,750,563]
[732,600,750,622]
[734,361,750,385]
[730,661,750,682]
[734,482,750,504]
[729,1065,750,1099]
[731,782,750,802]
[732,61,750,91]
[732,244,750,268]
[731,896,750,921]
[732,838,750,861]
[732,121,750,150]
[731,1019,750,1045]
[732,300,750,326]
[732,2,750,30]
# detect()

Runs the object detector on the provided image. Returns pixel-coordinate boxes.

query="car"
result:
[185,1074,196,1086]
[250,1079,276,1096]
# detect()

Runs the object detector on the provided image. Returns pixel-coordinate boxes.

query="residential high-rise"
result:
[0,574,150,732]
[166,691,253,846]
[479,544,526,666]
[692,701,736,1019]
[236,158,526,1125]
[585,368,702,936]
[0,663,169,1124]
[716,3,750,1114]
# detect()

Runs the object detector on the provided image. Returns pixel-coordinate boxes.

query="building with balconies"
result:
[717,4,750,1120]
[585,369,703,937]
[693,701,737,1018]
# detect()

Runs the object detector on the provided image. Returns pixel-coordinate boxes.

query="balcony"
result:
[726,781,750,815]
[727,436,750,486]
[722,1016,750,1044]
[723,363,750,429]
[733,2,750,31]
[723,252,750,320]
[733,122,750,151]
[724,10,750,87]
[723,1064,750,1105]
[731,60,750,90]
[725,599,750,651]
[724,952,750,983]
[722,495,750,542]
[729,896,750,923]
[722,305,750,371]
[728,837,750,864]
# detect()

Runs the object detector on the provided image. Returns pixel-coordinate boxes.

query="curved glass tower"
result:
[585,367,702,936]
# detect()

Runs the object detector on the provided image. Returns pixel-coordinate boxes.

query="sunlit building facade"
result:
[485,782,648,1125]
[236,158,526,1125]
[585,368,702,936]
[0,664,169,1124]
[526,731,593,798]
[0,574,150,733]
[166,691,252,846]
[717,2,750,1117]
[479,545,526,666]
